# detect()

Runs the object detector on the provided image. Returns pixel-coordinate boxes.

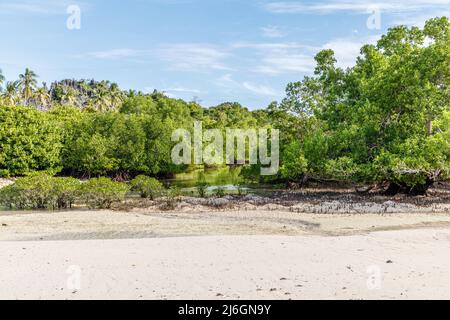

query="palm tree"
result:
[2,81,20,105]
[18,68,38,105]
[34,86,51,110]
[93,81,112,111]
[109,83,124,110]
[0,68,5,89]
[61,87,78,106]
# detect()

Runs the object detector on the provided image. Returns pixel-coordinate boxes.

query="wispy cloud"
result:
[322,35,380,68]
[162,87,202,94]
[156,44,230,71]
[233,42,317,75]
[86,49,145,60]
[79,44,230,72]
[215,74,280,98]
[232,42,314,50]
[0,0,85,15]
[144,86,202,99]
[215,73,235,87]
[261,25,285,38]
[233,34,381,75]
[242,82,279,96]
[254,53,314,74]
[392,9,450,26]
[264,1,450,14]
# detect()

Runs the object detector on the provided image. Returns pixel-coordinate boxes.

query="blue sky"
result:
[0,0,449,109]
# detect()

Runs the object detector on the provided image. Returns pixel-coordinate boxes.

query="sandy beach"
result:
[1,208,450,300]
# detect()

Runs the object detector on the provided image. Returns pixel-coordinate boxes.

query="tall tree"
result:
[18,68,38,105]
[93,81,112,111]
[280,17,449,194]
[61,86,79,107]
[34,86,51,110]
[0,68,5,90]
[109,82,125,110]
[2,81,19,105]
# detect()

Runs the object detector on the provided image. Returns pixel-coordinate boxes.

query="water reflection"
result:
[164,166,244,190]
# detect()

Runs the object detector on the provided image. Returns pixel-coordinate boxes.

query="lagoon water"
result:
[164,166,281,196]
[164,167,245,193]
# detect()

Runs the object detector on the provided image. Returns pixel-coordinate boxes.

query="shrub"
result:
[195,181,210,198]
[0,173,55,209]
[236,184,246,196]
[0,106,63,176]
[52,177,81,209]
[0,184,26,209]
[130,175,164,200]
[214,186,225,197]
[80,177,130,209]
[160,186,182,211]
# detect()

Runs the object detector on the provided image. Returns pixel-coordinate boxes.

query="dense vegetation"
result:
[0,17,448,196]
[0,173,130,209]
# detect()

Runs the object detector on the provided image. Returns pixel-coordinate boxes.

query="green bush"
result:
[0,106,63,177]
[130,175,164,199]
[62,104,184,177]
[0,173,55,209]
[52,177,81,209]
[195,181,210,198]
[161,186,182,211]
[0,184,27,209]
[214,186,225,197]
[80,177,130,209]
[0,174,130,210]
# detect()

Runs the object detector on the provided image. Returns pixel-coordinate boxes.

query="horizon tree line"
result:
[0,68,128,112]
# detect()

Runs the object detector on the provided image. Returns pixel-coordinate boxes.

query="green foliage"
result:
[240,164,263,183]
[52,177,81,209]
[62,95,193,176]
[214,186,226,197]
[79,177,130,209]
[280,141,308,180]
[195,180,210,198]
[0,106,63,177]
[160,186,182,211]
[279,17,450,193]
[130,175,164,199]
[0,184,26,209]
[236,184,246,196]
[0,173,61,209]
[0,18,448,196]
[0,174,133,210]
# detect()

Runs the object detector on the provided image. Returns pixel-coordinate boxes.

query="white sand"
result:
[1,229,450,300]
[1,209,450,300]
[2,210,450,240]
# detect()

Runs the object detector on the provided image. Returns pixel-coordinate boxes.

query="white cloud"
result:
[215,74,280,98]
[216,73,234,85]
[232,42,315,50]
[264,1,450,14]
[162,87,202,94]
[0,0,86,15]
[0,3,49,14]
[233,42,317,75]
[215,73,239,91]
[242,82,279,96]
[86,49,144,60]
[254,53,314,74]
[81,44,230,72]
[261,25,285,38]
[156,44,230,71]
[322,35,380,68]
[391,9,450,27]
[234,35,381,75]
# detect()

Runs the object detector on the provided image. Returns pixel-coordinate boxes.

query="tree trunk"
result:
[427,119,433,136]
